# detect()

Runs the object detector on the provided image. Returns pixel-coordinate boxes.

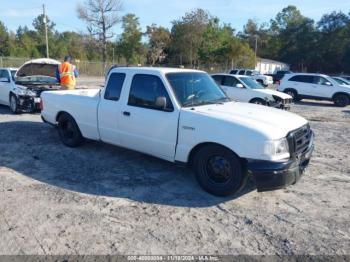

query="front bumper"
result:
[267,100,292,110]
[17,95,41,112]
[247,143,314,192]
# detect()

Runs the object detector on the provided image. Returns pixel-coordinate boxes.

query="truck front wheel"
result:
[193,144,245,196]
[57,113,84,147]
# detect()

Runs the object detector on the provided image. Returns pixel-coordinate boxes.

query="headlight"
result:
[16,89,36,96]
[16,89,27,96]
[26,90,37,96]
[263,138,290,160]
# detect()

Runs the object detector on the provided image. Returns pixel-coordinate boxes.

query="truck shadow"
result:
[0,120,256,207]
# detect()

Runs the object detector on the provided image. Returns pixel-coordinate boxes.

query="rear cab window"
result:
[128,74,174,112]
[104,73,126,101]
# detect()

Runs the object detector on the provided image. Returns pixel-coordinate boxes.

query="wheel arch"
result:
[187,142,247,169]
[284,88,298,94]
[9,91,17,100]
[249,97,267,104]
[332,92,350,100]
[56,111,72,122]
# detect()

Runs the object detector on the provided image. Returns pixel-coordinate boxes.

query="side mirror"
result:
[0,77,10,83]
[325,82,332,86]
[236,83,244,88]
[155,96,167,110]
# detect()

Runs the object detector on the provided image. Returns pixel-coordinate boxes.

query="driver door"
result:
[221,76,251,102]
[0,70,12,105]
[118,73,179,161]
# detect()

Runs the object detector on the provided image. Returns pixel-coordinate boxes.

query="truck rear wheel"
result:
[57,113,84,147]
[193,144,245,196]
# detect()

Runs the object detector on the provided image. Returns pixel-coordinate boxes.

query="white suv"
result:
[230,69,273,87]
[278,73,350,107]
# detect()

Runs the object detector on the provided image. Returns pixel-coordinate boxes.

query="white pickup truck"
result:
[41,67,314,196]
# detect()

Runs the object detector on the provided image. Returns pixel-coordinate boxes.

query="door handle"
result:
[123,111,131,116]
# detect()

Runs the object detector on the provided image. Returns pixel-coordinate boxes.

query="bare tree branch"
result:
[77,0,122,63]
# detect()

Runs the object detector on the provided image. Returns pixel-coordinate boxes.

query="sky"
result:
[1,0,350,37]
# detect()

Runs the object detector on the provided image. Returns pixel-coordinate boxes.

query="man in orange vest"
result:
[56,56,79,90]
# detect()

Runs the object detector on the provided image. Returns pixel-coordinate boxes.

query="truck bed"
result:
[41,89,101,140]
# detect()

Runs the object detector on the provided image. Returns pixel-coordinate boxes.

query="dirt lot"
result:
[0,77,349,255]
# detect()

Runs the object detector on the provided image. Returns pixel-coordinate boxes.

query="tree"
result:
[32,14,56,57]
[0,21,12,56]
[170,9,210,67]
[145,24,171,65]
[32,14,56,36]
[77,0,123,63]
[118,14,143,64]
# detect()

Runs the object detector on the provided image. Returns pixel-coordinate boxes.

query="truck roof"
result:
[110,67,205,74]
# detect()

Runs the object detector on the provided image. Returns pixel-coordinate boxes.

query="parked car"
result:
[0,58,61,113]
[41,67,314,197]
[339,75,350,82]
[229,69,273,87]
[211,73,292,109]
[267,70,293,84]
[278,73,350,107]
[332,77,350,86]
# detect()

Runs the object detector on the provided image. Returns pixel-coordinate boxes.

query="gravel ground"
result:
[0,77,349,255]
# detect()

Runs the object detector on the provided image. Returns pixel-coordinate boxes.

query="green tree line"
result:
[0,5,349,73]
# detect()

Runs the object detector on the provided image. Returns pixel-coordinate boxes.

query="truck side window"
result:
[104,73,126,101]
[128,74,174,112]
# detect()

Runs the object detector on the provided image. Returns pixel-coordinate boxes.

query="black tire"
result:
[9,94,19,114]
[333,94,349,107]
[250,98,266,105]
[285,89,300,102]
[193,144,245,197]
[57,113,84,147]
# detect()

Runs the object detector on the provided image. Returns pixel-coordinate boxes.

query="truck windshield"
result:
[239,77,264,89]
[166,72,230,107]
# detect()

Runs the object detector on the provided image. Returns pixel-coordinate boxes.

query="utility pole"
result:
[254,35,258,61]
[43,4,49,58]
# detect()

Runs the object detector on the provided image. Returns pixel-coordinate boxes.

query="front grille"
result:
[288,124,312,156]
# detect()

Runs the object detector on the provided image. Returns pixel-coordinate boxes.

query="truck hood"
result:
[16,58,61,78]
[188,102,308,139]
[254,88,292,99]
